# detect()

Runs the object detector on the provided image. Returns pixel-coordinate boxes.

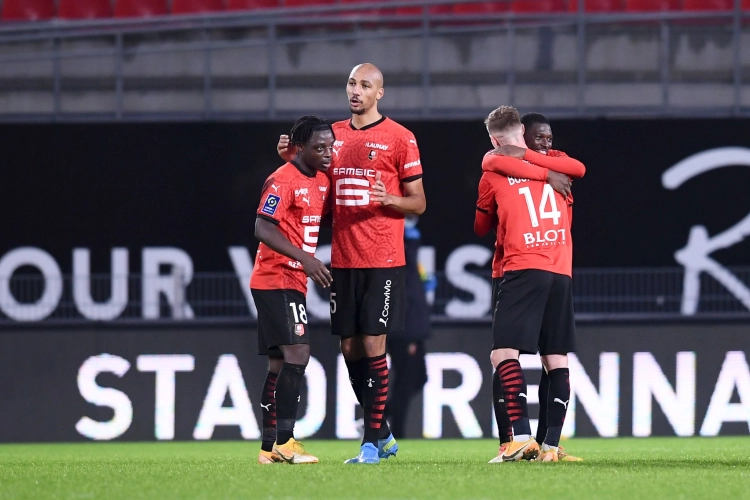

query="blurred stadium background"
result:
[1,0,749,443]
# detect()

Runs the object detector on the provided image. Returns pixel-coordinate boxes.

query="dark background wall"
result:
[3,119,749,273]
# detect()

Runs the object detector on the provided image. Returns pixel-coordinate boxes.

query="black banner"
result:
[2,322,748,442]
[2,119,749,270]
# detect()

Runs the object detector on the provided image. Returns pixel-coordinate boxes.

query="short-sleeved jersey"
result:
[328,117,423,268]
[477,168,573,277]
[477,149,573,278]
[250,161,330,294]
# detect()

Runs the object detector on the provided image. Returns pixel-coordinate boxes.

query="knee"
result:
[542,354,568,371]
[283,344,311,366]
[490,348,518,370]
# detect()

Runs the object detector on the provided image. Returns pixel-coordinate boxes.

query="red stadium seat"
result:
[283,0,336,6]
[115,0,168,17]
[567,0,625,12]
[625,0,680,10]
[1,0,55,20]
[59,0,112,19]
[226,0,278,10]
[172,0,226,15]
[683,0,732,9]
[453,2,510,14]
[511,0,566,13]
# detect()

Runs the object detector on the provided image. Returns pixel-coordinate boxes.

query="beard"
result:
[349,105,366,115]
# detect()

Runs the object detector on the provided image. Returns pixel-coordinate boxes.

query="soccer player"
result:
[277,63,426,464]
[253,116,335,465]
[478,112,582,461]
[474,106,585,462]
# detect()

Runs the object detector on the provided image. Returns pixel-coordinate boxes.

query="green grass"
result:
[1,438,748,499]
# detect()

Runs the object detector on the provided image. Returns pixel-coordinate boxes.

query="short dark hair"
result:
[290,115,335,147]
[485,106,521,134]
[521,112,550,129]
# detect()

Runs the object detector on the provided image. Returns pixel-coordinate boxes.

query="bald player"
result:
[278,63,426,464]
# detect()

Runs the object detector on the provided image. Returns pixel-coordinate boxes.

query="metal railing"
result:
[0,0,748,121]
[2,267,750,324]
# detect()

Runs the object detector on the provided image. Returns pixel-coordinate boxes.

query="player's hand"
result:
[546,170,572,198]
[277,135,297,162]
[369,171,393,206]
[301,256,333,288]
[490,144,526,159]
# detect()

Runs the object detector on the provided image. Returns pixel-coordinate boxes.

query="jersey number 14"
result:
[518,184,561,227]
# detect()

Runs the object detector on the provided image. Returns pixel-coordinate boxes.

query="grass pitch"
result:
[1,438,748,499]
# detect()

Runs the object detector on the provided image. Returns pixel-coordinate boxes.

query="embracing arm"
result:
[254,217,332,287]
[523,149,586,178]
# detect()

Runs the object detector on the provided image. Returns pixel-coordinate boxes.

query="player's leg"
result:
[273,342,318,464]
[538,273,581,462]
[490,277,513,457]
[258,356,283,464]
[345,267,405,464]
[535,367,550,446]
[251,288,286,464]
[488,270,550,462]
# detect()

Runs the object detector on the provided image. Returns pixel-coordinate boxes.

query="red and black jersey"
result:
[328,117,423,268]
[250,161,330,294]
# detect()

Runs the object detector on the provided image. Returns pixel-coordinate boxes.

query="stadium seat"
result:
[1,0,55,20]
[283,0,336,7]
[59,0,113,19]
[115,0,169,17]
[682,0,732,9]
[395,0,453,15]
[226,0,278,10]
[567,0,625,12]
[625,0,680,10]
[453,2,510,14]
[171,0,226,15]
[511,0,566,13]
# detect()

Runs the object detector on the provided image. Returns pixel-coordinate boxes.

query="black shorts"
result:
[492,269,576,355]
[330,267,405,337]
[251,288,309,357]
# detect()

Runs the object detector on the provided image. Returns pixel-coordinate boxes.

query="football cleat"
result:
[500,437,539,462]
[344,443,380,464]
[258,449,282,464]
[378,434,399,459]
[488,442,511,463]
[273,438,319,464]
[557,446,583,462]
[539,446,559,462]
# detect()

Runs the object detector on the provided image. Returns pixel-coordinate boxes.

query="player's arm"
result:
[489,145,585,178]
[482,153,548,181]
[254,217,332,288]
[370,172,426,215]
[474,174,497,237]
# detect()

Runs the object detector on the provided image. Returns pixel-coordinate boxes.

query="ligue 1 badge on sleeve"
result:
[261,193,281,216]
[295,324,305,336]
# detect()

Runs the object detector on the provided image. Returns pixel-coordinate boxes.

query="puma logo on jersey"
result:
[366,142,389,151]
[409,139,417,145]
[332,147,340,157]
[302,197,310,206]
[554,398,569,409]
[260,403,271,411]
[271,184,279,192]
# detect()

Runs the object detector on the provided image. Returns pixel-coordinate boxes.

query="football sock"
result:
[260,371,278,452]
[497,359,532,436]
[346,357,392,440]
[544,368,570,448]
[275,362,306,446]
[362,354,389,445]
[536,368,550,445]
[492,368,513,444]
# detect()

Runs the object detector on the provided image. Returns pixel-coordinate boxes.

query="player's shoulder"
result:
[382,117,415,138]
[332,119,350,132]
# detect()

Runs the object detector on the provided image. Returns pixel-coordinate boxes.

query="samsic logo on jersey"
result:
[261,194,281,216]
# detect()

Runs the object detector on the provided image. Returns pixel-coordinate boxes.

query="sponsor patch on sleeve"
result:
[261,193,281,216]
